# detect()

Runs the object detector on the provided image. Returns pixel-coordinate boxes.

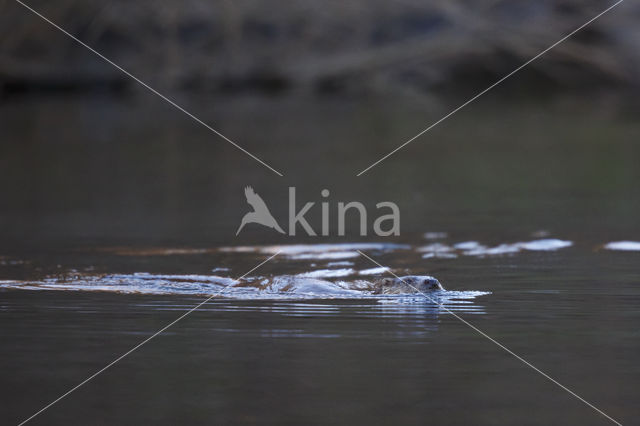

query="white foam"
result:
[453,241,484,250]
[418,243,458,258]
[129,273,237,285]
[290,251,360,260]
[417,243,454,253]
[422,252,458,259]
[326,261,355,267]
[463,239,572,256]
[296,269,355,278]
[604,241,640,251]
[464,243,522,256]
[358,267,389,275]
[518,239,573,251]
[424,232,447,240]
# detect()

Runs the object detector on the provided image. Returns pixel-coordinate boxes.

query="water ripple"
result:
[0,273,489,313]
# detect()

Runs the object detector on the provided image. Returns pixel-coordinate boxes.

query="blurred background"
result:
[2,0,639,95]
[1,0,639,248]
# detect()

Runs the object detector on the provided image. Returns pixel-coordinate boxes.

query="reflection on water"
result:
[182,299,480,338]
[2,96,640,247]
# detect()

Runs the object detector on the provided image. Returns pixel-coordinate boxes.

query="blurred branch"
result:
[0,0,636,95]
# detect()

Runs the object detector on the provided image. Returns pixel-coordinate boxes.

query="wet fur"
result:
[236,275,444,295]
[372,275,443,294]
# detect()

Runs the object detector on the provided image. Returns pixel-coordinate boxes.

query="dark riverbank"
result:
[1,0,638,97]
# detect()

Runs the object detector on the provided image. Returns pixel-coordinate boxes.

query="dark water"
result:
[1,94,639,246]
[1,95,639,425]
[1,241,640,425]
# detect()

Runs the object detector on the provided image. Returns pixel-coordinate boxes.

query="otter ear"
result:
[425,279,441,289]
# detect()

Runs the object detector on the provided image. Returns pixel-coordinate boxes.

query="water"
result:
[1,239,640,424]
[1,95,640,424]
[2,94,640,246]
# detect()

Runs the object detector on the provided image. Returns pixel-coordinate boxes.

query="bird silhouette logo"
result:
[236,186,285,235]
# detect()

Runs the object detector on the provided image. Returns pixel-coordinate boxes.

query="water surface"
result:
[1,95,639,425]
[1,239,639,425]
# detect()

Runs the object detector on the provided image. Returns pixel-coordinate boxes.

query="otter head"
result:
[373,275,444,294]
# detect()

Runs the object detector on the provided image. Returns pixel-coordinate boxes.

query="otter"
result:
[233,274,444,296]
[372,275,443,294]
